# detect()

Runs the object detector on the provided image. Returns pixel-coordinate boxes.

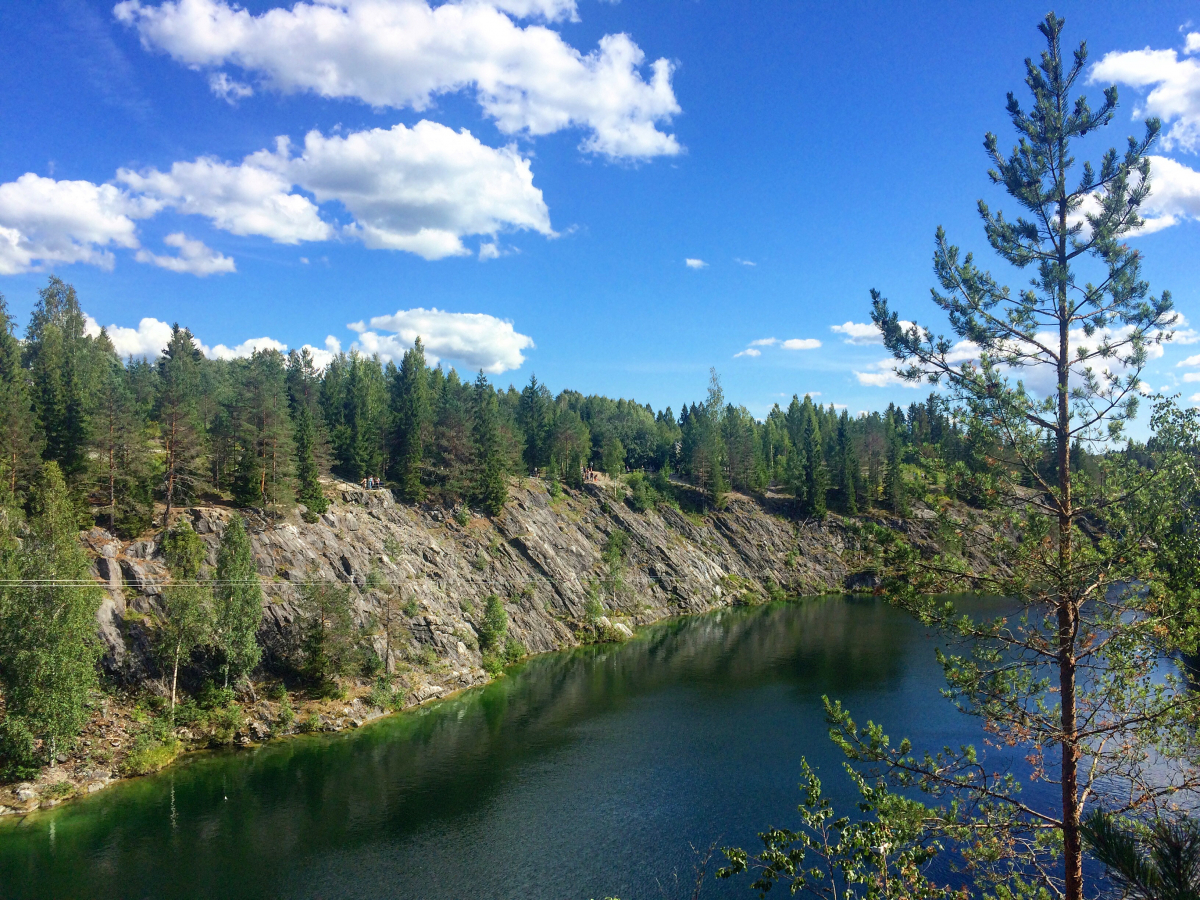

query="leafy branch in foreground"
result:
[718,757,957,900]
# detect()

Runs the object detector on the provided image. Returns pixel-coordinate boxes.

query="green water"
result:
[0,597,1005,900]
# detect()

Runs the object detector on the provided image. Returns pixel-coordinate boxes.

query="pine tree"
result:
[0,463,102,764]
[389,338,429,502]
[156,326,206,526]
[0,294,40,501]
[212,515,262,689]
[473,372,508,515]
[859,16,1186,899]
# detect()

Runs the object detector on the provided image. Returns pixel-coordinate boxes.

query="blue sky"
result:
[1,0,1199,419]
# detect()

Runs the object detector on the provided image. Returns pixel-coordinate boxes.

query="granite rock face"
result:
[86,478,865,681]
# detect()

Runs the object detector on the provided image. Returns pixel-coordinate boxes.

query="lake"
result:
[0,596,1026,900]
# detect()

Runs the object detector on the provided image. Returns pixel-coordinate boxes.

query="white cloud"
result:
[1138,155,1200,232]
[117,121,550,259]
[750,338,777,346]
[479,241,502,261]
[1179,353,1200,367]
[349,307,533,373]
[1091,37,1200,152]
[734,258,756,266]
[1190,392,1200,406]
[85,314,175,359]
[781,338,821,350]
[1184,371,1200,383]
[301,335,342,369]
[115,0,680,160]
[207,335,288,360]
[830,319,914,345]
[685,258,706,269]
[285,121,551,259]
[135,232,235,275]
[117,151,332,244]
[0,173,158,273]
[854,368,921,389]
[209,71,252,102]
[733,348,760,358]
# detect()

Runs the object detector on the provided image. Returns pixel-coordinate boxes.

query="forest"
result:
[0,275,1019,536]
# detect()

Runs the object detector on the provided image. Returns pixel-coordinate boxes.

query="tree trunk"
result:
[1056,181,1083,900]
[171,641,181,719]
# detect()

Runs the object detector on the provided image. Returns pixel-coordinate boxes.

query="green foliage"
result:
[0,294,41,503]
[477,594,508,652]
[1081,810,1200,900]
[288,347,329,515]
[472,372,508,515]
[155,325,206,525]
[296,581,362,698]
[0,463,103,765]
[156,582,213,716]
[389,338,430,502]
[718,757,952,899]
[212,515,262,689]
[162,520,206,579]
[120,733,180,777]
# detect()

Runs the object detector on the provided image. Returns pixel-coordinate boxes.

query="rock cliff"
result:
[87,476,860,696]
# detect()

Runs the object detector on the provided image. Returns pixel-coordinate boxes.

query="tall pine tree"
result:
[156,326,206,526]
[0,294,40,501]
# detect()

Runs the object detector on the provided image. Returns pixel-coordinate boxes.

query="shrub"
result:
[275,694,295,733]
[121,734,180,776]
[161,520,206,579]
[298,713,321,734]
[477,595,508,651]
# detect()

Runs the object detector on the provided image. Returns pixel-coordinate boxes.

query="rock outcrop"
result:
[87,477,861,687]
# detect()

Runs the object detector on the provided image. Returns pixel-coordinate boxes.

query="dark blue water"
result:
[0,596,1034,900]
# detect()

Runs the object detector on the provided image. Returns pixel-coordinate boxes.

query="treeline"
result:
[0,277,1015,537]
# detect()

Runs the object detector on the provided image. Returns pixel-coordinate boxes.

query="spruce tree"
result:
[800,402,827,518]
[287,348,328,515]
[883,419,906,515]
[835,410,858,515]
[518,374,552,475]
[0,463,102,764]
[473,372,508,515]
[156,326,206,526]
[24,278,97,483]
[389,338,429,502]
[0,294,40,501]
[212,515,262,689]
[232,350,295,516]
[91,340,153,536]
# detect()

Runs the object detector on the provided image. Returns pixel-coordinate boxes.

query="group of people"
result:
[361,475,384,490]
[583,466,600,483]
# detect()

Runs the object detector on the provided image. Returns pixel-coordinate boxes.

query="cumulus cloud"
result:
[684,258,706,269]
[209,71,252,103]
[349,307,533,373]
[117,151,332,244]
[854,367,921,389]
[114,0,681,159]
[285,122,552,259]
[750,338,777,346]
[0,173,159,273]
[208,335,288,360]
[135,232,235,275]
[1179,353,1200,367]
[85,314,175,358]
[782,338,821,350]
[301,335,342,370]
[733,348,760,358]
[118,122,551,259]
[1138,155,1200,231]
[1091,35,1200,152]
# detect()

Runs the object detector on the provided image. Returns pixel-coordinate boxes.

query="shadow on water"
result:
[0,596,1020,900]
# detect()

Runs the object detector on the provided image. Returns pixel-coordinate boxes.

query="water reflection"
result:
[0,597,1007,900]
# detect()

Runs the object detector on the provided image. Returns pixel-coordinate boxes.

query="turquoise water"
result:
[0,597,1011,900]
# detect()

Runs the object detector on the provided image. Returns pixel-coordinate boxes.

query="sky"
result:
[1,0,1199,421]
